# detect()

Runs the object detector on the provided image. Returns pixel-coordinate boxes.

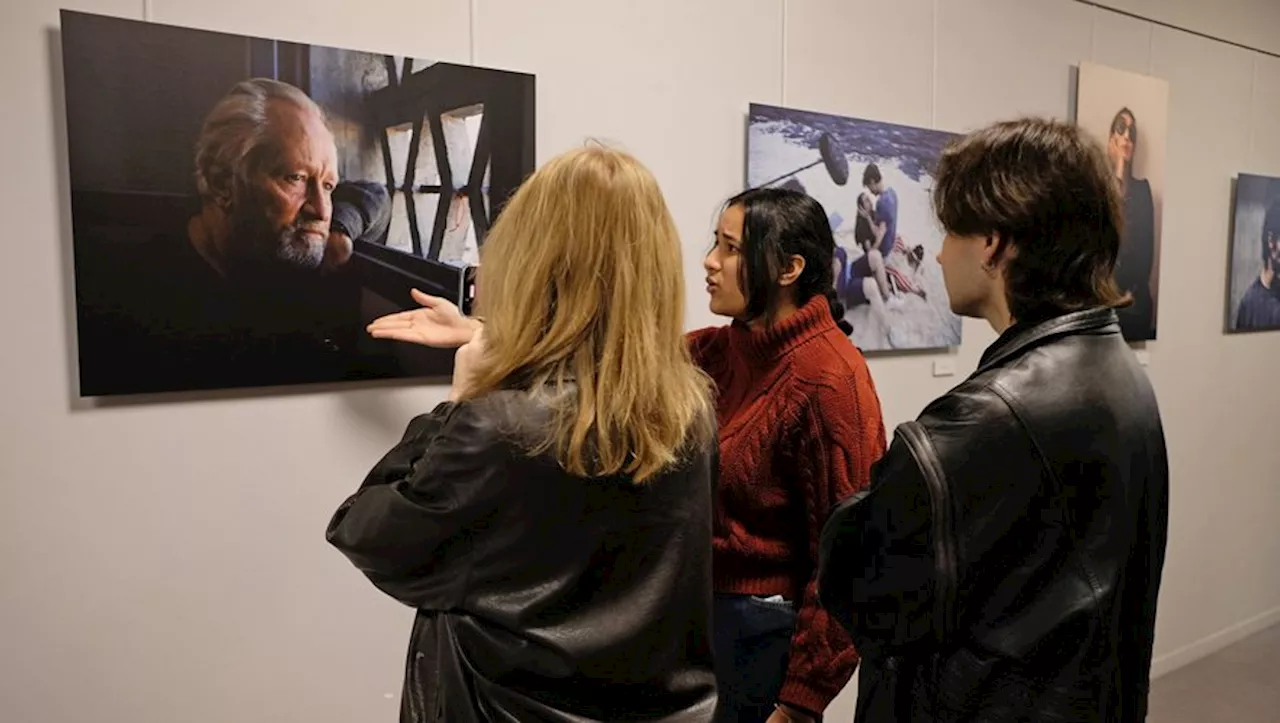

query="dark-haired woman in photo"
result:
[1107,107,1157,339]
[696,187,886,723]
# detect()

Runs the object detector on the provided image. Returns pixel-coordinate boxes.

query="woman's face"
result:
[1110,111,1136,162]
[705,204,749,319]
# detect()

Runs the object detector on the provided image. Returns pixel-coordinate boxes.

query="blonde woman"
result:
[327,145,719,722]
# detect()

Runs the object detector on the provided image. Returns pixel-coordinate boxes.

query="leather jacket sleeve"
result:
[818,427,936,661]
[326,399,507,607]
[1118,446,1169,721]
[353,403,455,489]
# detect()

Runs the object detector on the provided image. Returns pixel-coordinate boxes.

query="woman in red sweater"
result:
[695,188,886,723]
[363,185,886,723]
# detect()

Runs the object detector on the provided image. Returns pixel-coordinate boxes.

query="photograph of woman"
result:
[1076,62,1169,341]
[1108,107,1157,339]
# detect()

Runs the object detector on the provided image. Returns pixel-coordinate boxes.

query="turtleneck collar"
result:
[726,294,837,367]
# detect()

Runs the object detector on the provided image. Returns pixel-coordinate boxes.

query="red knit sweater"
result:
[688,294,887,714]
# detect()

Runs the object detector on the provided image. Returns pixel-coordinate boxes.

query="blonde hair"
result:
[463,144,715,482]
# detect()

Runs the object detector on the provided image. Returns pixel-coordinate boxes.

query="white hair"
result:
[193,78,326,200]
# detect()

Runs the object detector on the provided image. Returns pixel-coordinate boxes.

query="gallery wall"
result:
[1088,0,1280,55]
[3,0,1280,721]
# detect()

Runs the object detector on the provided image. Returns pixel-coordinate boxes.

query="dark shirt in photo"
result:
[1235,277,1280,331]
[1115,177,1156,340]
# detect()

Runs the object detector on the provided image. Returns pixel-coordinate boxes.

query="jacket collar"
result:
[977,307,1121,374]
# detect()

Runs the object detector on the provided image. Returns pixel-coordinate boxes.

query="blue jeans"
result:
[712,593,798,723]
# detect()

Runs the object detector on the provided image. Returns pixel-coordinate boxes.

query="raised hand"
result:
[321,231,354,273]
[366,289,481,348]
[1106,134,1127,180]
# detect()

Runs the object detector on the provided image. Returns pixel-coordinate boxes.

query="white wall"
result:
[1089,0,1280,55]
[2,1,1278,721]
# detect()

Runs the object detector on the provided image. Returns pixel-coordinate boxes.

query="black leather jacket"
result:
[327,390,719,722]
[818,308,1169,722]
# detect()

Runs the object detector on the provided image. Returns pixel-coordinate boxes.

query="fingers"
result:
[368,327,420,343]
[366,320,413,333]
[411,288,452,308]
[369,307,419,322]
[366,313,416,331]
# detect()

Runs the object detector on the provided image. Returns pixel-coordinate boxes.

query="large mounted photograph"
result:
[1075,61,1169,342]
[1226,173,1280,332]
[60,10,535,397]
[747,103,961,352]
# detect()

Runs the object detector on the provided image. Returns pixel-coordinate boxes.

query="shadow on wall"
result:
[47,26,91,414]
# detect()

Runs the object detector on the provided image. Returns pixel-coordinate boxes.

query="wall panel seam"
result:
[780,0,787,105]
[931,0,938,127]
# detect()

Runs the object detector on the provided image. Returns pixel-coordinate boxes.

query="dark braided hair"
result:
[723,187,853,335]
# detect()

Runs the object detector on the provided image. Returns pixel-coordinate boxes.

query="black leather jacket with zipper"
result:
[817,308,1169,722]
[327,389,719,722]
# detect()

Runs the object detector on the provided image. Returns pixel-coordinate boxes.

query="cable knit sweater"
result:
[687,294,887,715]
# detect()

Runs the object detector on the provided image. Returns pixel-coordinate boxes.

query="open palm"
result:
[366,289,479,348]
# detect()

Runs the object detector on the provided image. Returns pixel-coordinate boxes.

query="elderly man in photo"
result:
[81,78,390,394]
